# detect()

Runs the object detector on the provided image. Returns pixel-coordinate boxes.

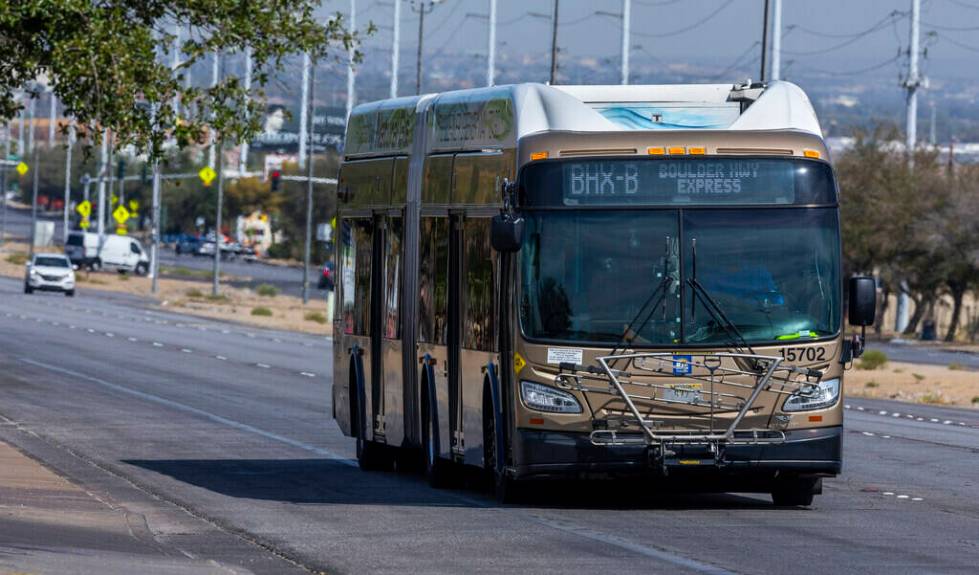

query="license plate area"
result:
[661,383,703,405]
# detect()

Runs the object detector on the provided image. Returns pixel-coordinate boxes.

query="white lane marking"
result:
[862,431,875,437]
[256,363,271,369]
[246,333,256,338]
[844,404,851,409]
[912,497,924,501]
[916,417,924,421]
[892,413,901,418]
[87,328,96,333]
[299,372,316,378]
[181,348,193,353]
[273,338,282,343]
[68,325,76,329]
[105,333,114,338]
[221,330,230,335]
[883,492,895,496]
[930,418,939,423]
[857,406,865,411]
[897,495,910,499]
[215,355,227,361]
[906,414,914,419]
[152,342,164,347]
[18,358,354,465]
[882,435,891,439]
[878,410,888,415]
[128,337,138,342]
[530,515,737,575]
[959,422,967,426]
[51,321,60,326]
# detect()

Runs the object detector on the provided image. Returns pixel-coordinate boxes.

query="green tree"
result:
[1,1,364,157]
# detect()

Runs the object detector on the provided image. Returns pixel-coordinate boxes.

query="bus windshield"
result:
[519,207,840,346]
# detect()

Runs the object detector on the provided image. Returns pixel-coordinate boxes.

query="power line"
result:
[932,31,979,52]
[782,11,904,56]
[709,41,761,80]
[632,0,734,39]
[943,0,979,10]
[789,11,906,39]
[921,20,979,30]
[793,54,902,77]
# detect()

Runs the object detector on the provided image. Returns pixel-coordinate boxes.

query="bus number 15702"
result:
[779,347,827,362]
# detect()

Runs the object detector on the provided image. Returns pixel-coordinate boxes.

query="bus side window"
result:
[341,218,373,336]
[462,218,496,352]
[419,217,449,345]
[383,217,403,339]
[423,156,453,204]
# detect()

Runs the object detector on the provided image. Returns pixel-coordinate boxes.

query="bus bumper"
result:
[511,426,842,481]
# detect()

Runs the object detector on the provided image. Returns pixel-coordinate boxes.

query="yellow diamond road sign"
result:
[199,166,216,186]
[76,200,91,218]
[79,218,90,229]
[15,162,28,176]
[112,205,130,225]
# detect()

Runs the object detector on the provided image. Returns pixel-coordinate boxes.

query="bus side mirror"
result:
[848,276,876,327]
[491,214,524,253]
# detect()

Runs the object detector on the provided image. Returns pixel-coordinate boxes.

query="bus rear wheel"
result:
[771,476,820,507]
[356,436,392,471]
[422,391,452,488]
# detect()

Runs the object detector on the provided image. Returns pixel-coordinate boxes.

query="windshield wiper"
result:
[687,238,757,363]
[604,236,675,369]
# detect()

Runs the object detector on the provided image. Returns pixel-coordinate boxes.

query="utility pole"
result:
[150,156,161,293]
[771,0,782,81]
[212,138,225,297]
[172,23,182,118]
[347,0,357,121]
[303,62,318,304]
[63,122,74,242]
[488,0,497,86]
[28,139,39,258]
[412,1,442,95]
[760,0,770,82]
[391,0,402,98]
[897,0,923,334]
[299,52,310,168]
[549,0,560,84]
[97,130,109,243]
[208,51,220,169]
[621,0,631,85]
[47,91,56,146]
[16,105,25,157]
[26,96,35,157]
[1,122,10,246]
[240,46,253,174]
[929,100,936,146]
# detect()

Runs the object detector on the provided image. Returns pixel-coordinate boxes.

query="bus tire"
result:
[483,387,521,504]
[357,436,391,471]
[421,381,452,488]
[771,476,820,507]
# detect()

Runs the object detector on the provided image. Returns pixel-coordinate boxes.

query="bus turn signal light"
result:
[668,146,686,155]
[530,151,549,161]
[688,146,706,155]
[803,149,821,159]
[647,146,666,155]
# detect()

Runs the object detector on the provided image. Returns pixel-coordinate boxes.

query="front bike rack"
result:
[553,352,822,456]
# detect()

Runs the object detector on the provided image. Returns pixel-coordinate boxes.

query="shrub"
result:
[185,288,204,298]
[255,283,278,297]
[912,373,925,382]
[206,294,229,303]
[972,396,979,405]
[250,306,272,317]
[856,350,887,370]
[865,381,879,388]
[304,311,327,324]
[6,252,27,265]
[948,363,964,371]
[920,393,944,405]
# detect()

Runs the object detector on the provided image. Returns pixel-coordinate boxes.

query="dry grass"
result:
[846,361,979,407]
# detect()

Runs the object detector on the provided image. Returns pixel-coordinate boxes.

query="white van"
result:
[65,232,149,274]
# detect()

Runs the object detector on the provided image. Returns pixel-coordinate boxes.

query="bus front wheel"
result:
[771,476,820,507]
[483,392,521,504]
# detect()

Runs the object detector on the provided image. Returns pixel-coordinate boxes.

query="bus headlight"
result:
[520,381,582,414]
[782,378,841,412]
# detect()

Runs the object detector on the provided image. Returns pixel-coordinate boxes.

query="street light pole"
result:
[28,137,39,258]
[240,45,252,175]
[347,0,357,121]
[621,0,631,85]
[1,122,10,246]
[150,158,162,294]
[299,52,310,169]
[412,1,442,95]
[391,0,401,98]
[303,61,317,304]
[488,0,497,86]
[211,138,225,297]
[771,0,782,81]
[63,122,74,243]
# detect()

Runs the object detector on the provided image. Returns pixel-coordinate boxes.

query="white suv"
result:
[25,253,76,296]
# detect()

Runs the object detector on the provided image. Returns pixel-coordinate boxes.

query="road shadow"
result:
[123,458,776,510]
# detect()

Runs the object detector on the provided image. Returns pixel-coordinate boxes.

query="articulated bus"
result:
[332,81,876,505]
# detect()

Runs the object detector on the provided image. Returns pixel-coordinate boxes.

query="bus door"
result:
[447,213,464,457]
[379,213,405,446]
[368,215,386,441]
[338,216,376,440]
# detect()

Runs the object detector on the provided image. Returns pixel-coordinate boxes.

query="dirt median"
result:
[845,361,978,408]
[1,241,333,336]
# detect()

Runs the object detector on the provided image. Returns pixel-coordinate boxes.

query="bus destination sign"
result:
[562,159,797,205]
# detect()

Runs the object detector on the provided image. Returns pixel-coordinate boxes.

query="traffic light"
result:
[270,170,281,192]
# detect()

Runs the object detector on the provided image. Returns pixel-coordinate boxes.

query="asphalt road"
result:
[0,277,977,574]
[867,341,979,370]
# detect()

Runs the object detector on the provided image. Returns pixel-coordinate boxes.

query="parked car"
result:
[317,261,335,290]
[65,232,149,274]
[24,253,75,296]
[175,236,203,256]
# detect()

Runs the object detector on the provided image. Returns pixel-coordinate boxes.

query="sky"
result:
[319,0,979,93]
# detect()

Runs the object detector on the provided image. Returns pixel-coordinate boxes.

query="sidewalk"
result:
[0,440,238,575]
